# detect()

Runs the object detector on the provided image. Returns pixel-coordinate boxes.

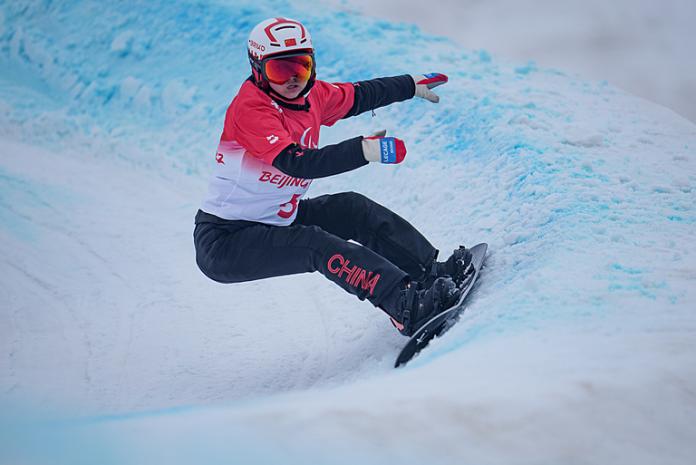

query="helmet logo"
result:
[248,39,265,52]
[284,38,297,47]
[264,18,307,46]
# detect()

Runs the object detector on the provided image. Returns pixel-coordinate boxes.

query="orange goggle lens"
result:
[264,55,313,84]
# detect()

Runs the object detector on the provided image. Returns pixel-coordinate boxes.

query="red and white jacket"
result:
[201,79,355,225]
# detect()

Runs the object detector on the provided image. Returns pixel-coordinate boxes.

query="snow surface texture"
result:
[329,0,696,123]
[1,1,696,464]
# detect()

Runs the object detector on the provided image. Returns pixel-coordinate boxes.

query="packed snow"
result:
[1,1,696,464]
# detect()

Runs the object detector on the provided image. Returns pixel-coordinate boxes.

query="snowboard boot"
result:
[385,277,461,337]
[421,246,474,289]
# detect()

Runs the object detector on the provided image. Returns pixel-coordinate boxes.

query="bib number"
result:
[278,193,301,219]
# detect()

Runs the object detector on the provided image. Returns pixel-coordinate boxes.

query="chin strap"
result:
[269,90,312,112]
[248,75,315,112]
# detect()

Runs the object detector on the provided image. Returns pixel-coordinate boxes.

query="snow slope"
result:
[329,0,696,123]
[1,1,696,464]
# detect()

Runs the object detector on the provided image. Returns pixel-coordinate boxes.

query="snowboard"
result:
[394,243,488,368]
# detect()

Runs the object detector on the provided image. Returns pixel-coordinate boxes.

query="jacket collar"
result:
[246,76,312,112]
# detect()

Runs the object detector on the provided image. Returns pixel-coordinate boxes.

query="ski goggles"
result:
[262,53,314,85]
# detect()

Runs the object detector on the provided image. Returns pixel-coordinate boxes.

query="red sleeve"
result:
[314,80,356,127]
[229,106,295,164]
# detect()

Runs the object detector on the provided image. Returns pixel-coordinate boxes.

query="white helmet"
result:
[248,17,313,60]
[247,17,316,98]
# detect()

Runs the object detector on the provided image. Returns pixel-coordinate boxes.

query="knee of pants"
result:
[193,225,239,283]
[195,254,231,283]
[334,191,378,223]
[336,191,371,209]
[194,240,240,283]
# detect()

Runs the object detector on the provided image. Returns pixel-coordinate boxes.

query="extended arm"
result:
[344,74,416,118]
[344,73,449,118]
[271,137,368,179]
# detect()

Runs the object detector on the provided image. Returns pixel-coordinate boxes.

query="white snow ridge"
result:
[1,1,696,465]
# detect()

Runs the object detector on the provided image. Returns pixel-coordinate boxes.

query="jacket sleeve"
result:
[343,74,416,118]
[271,137,368,179]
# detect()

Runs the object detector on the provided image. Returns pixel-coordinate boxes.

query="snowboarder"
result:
[193,17,472,336]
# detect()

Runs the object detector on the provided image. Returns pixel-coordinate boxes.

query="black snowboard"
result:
[394,243,488,368]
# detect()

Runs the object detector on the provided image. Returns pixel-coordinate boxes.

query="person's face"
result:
[264,54,313,100]
[269,75,308,100]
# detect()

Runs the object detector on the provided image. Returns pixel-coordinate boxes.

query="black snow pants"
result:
[193,192,438,316]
